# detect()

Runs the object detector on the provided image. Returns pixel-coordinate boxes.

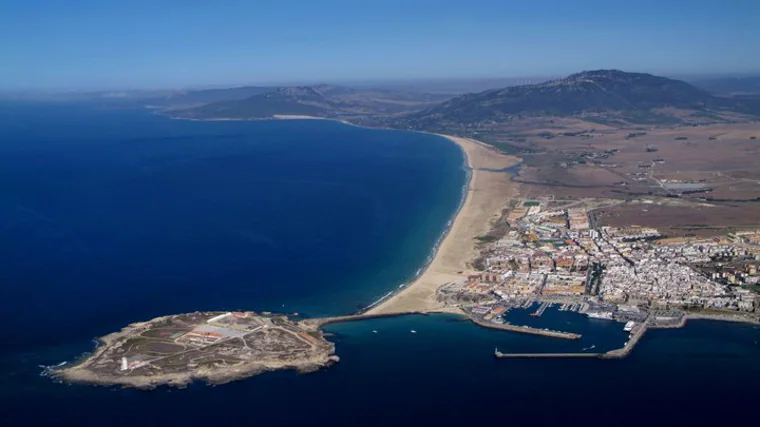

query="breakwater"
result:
[494,322,648,360]
[310,308,583,341]
[494,349,602,358]
[604,322,648,358]
[469,316,582,340]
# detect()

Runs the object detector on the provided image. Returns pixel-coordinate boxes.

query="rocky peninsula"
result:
[54,311,339,389]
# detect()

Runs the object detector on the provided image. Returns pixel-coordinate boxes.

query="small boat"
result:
[410,330,417,334]
[372,330,378,334]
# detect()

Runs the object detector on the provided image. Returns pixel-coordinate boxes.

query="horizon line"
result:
[3,68,760,94]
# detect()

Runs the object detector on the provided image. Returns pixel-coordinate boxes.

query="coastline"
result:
[46,113,760,390]
[163,112,522,316]
[270,116,524,314]
[367,134,520,314]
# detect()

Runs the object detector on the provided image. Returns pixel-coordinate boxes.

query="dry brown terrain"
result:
[595,202,760,237]
[499,121,760,229]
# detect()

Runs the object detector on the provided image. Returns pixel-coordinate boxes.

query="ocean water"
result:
[1,102,759,426]
[0,102,465,336]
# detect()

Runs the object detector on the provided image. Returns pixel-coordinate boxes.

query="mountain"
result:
[169,70,760,124]
[173,86,336,119]
[393,70,757,128]
[170,85,453,120]
[692,76,760,95]
[145,86,276,109]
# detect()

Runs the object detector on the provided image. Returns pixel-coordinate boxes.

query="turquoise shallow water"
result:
[1,102,759,426]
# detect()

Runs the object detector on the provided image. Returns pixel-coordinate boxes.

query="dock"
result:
[308,312,416,328]
[493,322,649,360]
[494,349,602,359]
[530,302,550,317]
[308,306,467,329]
[470,317,581,340]
[602,322,648,359]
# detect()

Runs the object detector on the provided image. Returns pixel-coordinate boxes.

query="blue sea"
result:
[1,102,759,426]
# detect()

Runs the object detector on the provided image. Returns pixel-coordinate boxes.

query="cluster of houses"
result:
[439,199,758,314]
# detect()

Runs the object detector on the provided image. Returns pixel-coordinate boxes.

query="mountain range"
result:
[163,70,760,127]
[393,70,760,129]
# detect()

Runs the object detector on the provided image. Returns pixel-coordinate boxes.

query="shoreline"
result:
[149,113,759,325]
[367,134,520,315]
[162,112,522,316]
[139,113,759,353]
[359,137,473,313]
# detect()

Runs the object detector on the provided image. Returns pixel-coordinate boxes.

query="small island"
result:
[54,311,339,389]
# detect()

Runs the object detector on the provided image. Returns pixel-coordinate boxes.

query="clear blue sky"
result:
[1,0,758,90]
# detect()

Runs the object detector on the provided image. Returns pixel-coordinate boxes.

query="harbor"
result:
[493,322,647,359]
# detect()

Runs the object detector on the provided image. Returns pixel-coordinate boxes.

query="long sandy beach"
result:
[368,135,520,314]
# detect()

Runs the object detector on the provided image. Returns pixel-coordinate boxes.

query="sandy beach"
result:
[168,112,521,316]
[368,135,520,315]
[271,114,326,120]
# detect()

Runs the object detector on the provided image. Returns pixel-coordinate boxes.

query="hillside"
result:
[172,86,337,119]
[146,86,276,109]
[170,85,452,119]
[392,70,760,129]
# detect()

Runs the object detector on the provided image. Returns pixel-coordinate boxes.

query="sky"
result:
[1,0,759,90]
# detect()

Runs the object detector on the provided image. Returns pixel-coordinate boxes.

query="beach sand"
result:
[272,115,326,120]
[368,135,520,315]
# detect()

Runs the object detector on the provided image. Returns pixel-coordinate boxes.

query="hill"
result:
[173,86,336,119]
[145,86,276,109]
[392,70,760,129]
[169,85,452,119]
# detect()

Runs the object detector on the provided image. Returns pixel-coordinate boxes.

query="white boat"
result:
[410,330,417,334]
[624,321,636,332]
[587,311,614,320]
[372,330,378,334]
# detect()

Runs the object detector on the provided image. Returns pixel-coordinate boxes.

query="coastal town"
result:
[436,197,759,356]
[50,134,760,388]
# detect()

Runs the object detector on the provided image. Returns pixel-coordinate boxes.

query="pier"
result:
[602,322,648,359]
[493,322,650,360]
[530,302,550,317]
[308,312,415,328]
[309,306,465,329]
[470,317,581,340]
[494,349,602,359]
